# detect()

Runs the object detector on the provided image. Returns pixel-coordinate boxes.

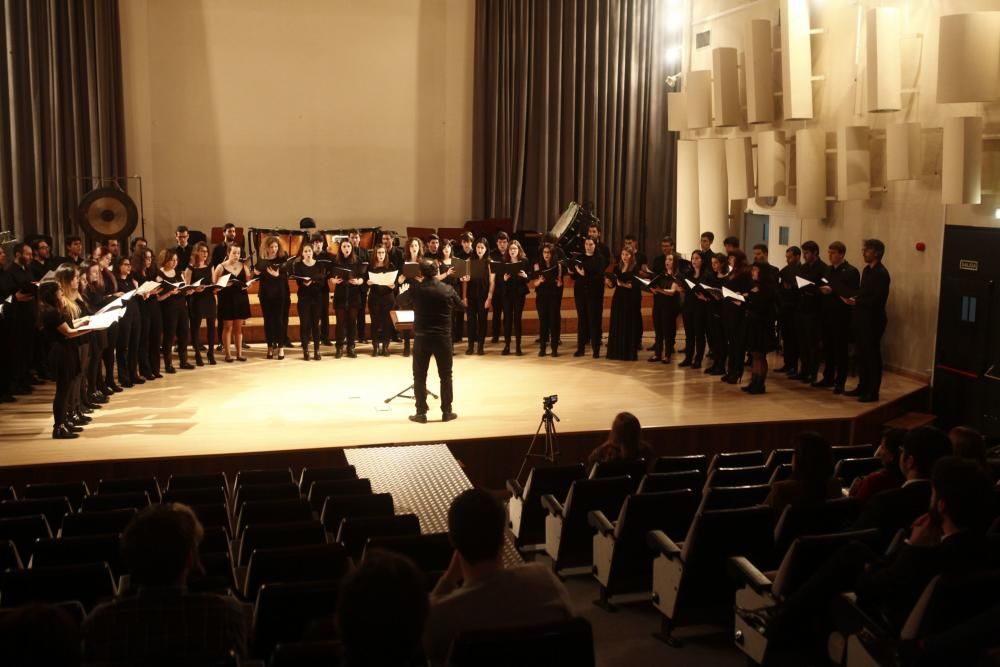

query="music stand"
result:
[384,310,437,403]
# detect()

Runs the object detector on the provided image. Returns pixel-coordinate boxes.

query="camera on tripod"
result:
[542,394,558,410]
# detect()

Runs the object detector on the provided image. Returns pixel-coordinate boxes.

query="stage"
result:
[0,336,928,489]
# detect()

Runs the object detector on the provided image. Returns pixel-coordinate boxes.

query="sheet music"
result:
[215,273,231,289]
[368,270,399,287]
[795,276,814,289]
[722,286,746,302]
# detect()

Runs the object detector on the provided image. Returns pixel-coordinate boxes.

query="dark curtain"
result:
[472,0,676,256]
[0,0,126,249]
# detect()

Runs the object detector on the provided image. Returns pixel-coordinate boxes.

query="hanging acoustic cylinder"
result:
[866,7,902,112]
[726,136,755,200]
[886,123,921,181]
[667,92,688,132]
[837,126,871,201]
[745,19,775,124]
[697,139,729,240]
[936,12,1000,104]
[676,140,701,254]
[942,116,983,205]
[757,130,787,197]
[712,48,742,127]
[795,129,827,219]
[780,0,814,120]
[686,70,713,129]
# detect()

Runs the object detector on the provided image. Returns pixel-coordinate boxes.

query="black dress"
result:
[42,307,80,426]
[606,266,642,361]
[188,266,217,319]
[745,286,777,353]
[217,266,251,321]
[367,266,395,346]
[465,258,491,347]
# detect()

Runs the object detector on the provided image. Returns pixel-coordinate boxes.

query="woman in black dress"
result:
[436,241,463,345]
[367,245,395,357]
[94,247,123,394]
[395,237,424,358]
[679,249,707,369]
[704,253,729,376]
[156,248,193,373]
[134,247,163,381]
[606,247,642,361]
[532,243,562,357]
[114,256,143,386]
[38,281,90,439]
[81,261,114,399]
[500,240,530,356]
[254,236,287,360]
[291,243,327,361]
[721,249,752,384]
[743,262,778,394]
[332,239,365,358]
[573,237,606,358]
[214,244,252,362]
[648,253,681,364]
[187,241,216,366]
[463,238,493,356]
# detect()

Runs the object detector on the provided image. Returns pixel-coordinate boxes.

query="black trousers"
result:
[652,295,680,357]
[11,312,34,387]
[161,299,189,368]
[78,343,91,406]
[682,301,706,363]
[369,293,394,344]
[853,315,886,397]
[823,315,852,386]
[412,334,453,414]
[87,336,104,397]
[797,308,822,376]
[260,291,285,346]
[707,305,727,370]
[723,307,747,377]
[50,348,75,426]
[0,322,11,395]
[502,292,525,344]
[335,306,358,347]
[116,313,140,383]
[139,298,161,376]
[357,286,368,340]
[299,295,323,349]
[190,311,216,360]
[490,285,505,340]
[281,286,291,343]
[101,321,118,387]
[319,288,331,341]
[467,296,487,345]
[536,289,561,347]
[779,306,799,370]
[574,287,603,352]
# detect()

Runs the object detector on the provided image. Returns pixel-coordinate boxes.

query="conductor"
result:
[405,260,466,423]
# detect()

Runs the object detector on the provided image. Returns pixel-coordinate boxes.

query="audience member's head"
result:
[0,603,81,667]
[929,456,996,534]
[791,432,834,487]
[604,411,646,460]
[949,426,987,466]
[876,428,906,472]
[336,550,429,667]
[899,427,952,481]
[122,503,204,587]
[447,489,505,567]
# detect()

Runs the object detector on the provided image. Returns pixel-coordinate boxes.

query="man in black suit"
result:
[586,223,611,268]
[489,232,509,343]
[696,231,715,268]
[852,426,952,541]
[817,241,860,393]
[776,246,801,375]
[211,223,238,267]
[380,231,403,342]
[59,235,84,266]
[27,236,57,281]
[845,239,891,402]
[349,230,370,343]
[173,226,193,272]
[793,240,827,384]
[7,243,38,394]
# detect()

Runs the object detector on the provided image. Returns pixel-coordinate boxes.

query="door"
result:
[744,212,800,259]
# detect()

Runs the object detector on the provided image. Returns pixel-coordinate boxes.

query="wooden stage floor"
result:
[0,337,926,471]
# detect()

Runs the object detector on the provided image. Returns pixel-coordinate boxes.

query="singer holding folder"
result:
[679,250,707,368]
[463,238,493,355]
[720,250,752,384]
[188,242,217,366]
[500,241,530,356]
[214,245,252,363]
[254,236,288,360]
[291,243,327,361]
[367,246,396,357]
[532,243,562,357]
[154,249,193,373]
[332,239,365,358]
[573,237,606,358]
[135,248,163,380]
[704,254,729,376]
[113,257,142,386]
[38,281,90,439]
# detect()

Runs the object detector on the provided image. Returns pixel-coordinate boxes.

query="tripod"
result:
[516,405,560,483]
[384,384,437,404]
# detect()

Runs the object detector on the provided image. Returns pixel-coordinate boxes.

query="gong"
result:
[78,188,139,240]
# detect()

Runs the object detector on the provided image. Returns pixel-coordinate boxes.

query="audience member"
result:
[949,425,987,467]
[850,428,906,503]
[0,604,81,667]
[82,503,250,664]
[765,432,841,514]
[336,549,430,667]
[423,489,574,663]
[586,411,653,467]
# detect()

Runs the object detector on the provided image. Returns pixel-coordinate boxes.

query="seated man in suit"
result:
[850,427,906,504]
[852,426,952,542]
[83,503,251,664]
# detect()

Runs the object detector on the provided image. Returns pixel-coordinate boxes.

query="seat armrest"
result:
[646,529,682,560]
[505,478,524,499]
[832,592,893,639]
[587,510,615,536]
[728,556,772,594]
[540,494,563,517]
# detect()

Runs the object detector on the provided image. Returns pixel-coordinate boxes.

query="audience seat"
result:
[243,544,350,599]
[0,515,52,561]
[591,490,699,602]
[166,472,229,492]
[834,457,882,485]
[0,539,22,571]
[764,449,794,470]
[542,476,635,573]
[652,454,708,475]
[709,451,765,471]
[648,506,776,644]
[0,562,116,611]
[446,617,595,667]
[507,463,586,552]
[252,580,341,660]
[705,465,772,488]
[297,466,357,494]
[269,640,343,667]
[637,471,704,495]
[188,550,238,595]
[307,479,374,512]
[236,499,313,537]
[336,514,422,561]
[58,508,135,538]
[768,464,793,485]
[238,520,327,567]
[363,533,452,588]
[80,491,151,512]
[233,483,300,511]
[163,486,229,509]
[29,534,124,576]
[698,484,770,511]
[23,481,90,511]
[199,526,229,556]
[588,459,648,481]
[0,599,86,627]
[235,468,294,488]
[97,477,162,502]
[0,498,72,532]
[0,486,14,501]
[773,497,862,554]
[190,503,232,535]
[831,444,875,462]
[320,493,394,533]
[730,529,882,665]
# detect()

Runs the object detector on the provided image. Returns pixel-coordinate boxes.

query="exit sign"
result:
[959,259,979,272]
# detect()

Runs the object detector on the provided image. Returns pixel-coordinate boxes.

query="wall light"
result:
[665,45,683,66]
[995,207,1000,220]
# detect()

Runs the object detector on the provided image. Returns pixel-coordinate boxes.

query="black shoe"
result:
[164,366,176,374]
[283,338,294,348]
[53,425,78,440]
[574,349,585,357]
[859,394,879,403]
[303,349,311,361]
[538,346,547,357]
[442,411,458,422]
[692,361,702,369]
[347,347,357,358]
[749,379,767,394]
[197,344,207,352]
[372,345,380,357]
[314,350,323,361]
[833,385,845,395]
[403,341,411,357]
[322,340,334,347]
[774,365,789,374]
[811,377,836,388]
[74,412,93,424]
[0,394,16,403]
[91,392,109,404]
[409,413,428,424]
[662,356,672,365]
[195,356,205,366]
[679,358,692,367]
[382,344,390,357]
[242,342,251,349]
[335,347,343,359]
[133,377,146,385]
[107,382,124,393]
[799,374,816,384]
[179,363,195,370]
[466,345,475,356]
[551,347,560,357]
[648,355,662,363]
[501,344,510,356]
[786,372,802,381]
[845,387,863,397]
[476,343,485,356]
[592,350,600,359]
[64,422,83,433]
[491,336,500,343]
[215,343,224,352]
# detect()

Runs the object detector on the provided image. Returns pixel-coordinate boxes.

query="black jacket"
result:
[410,279,465,337]
[853,479,932,541]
